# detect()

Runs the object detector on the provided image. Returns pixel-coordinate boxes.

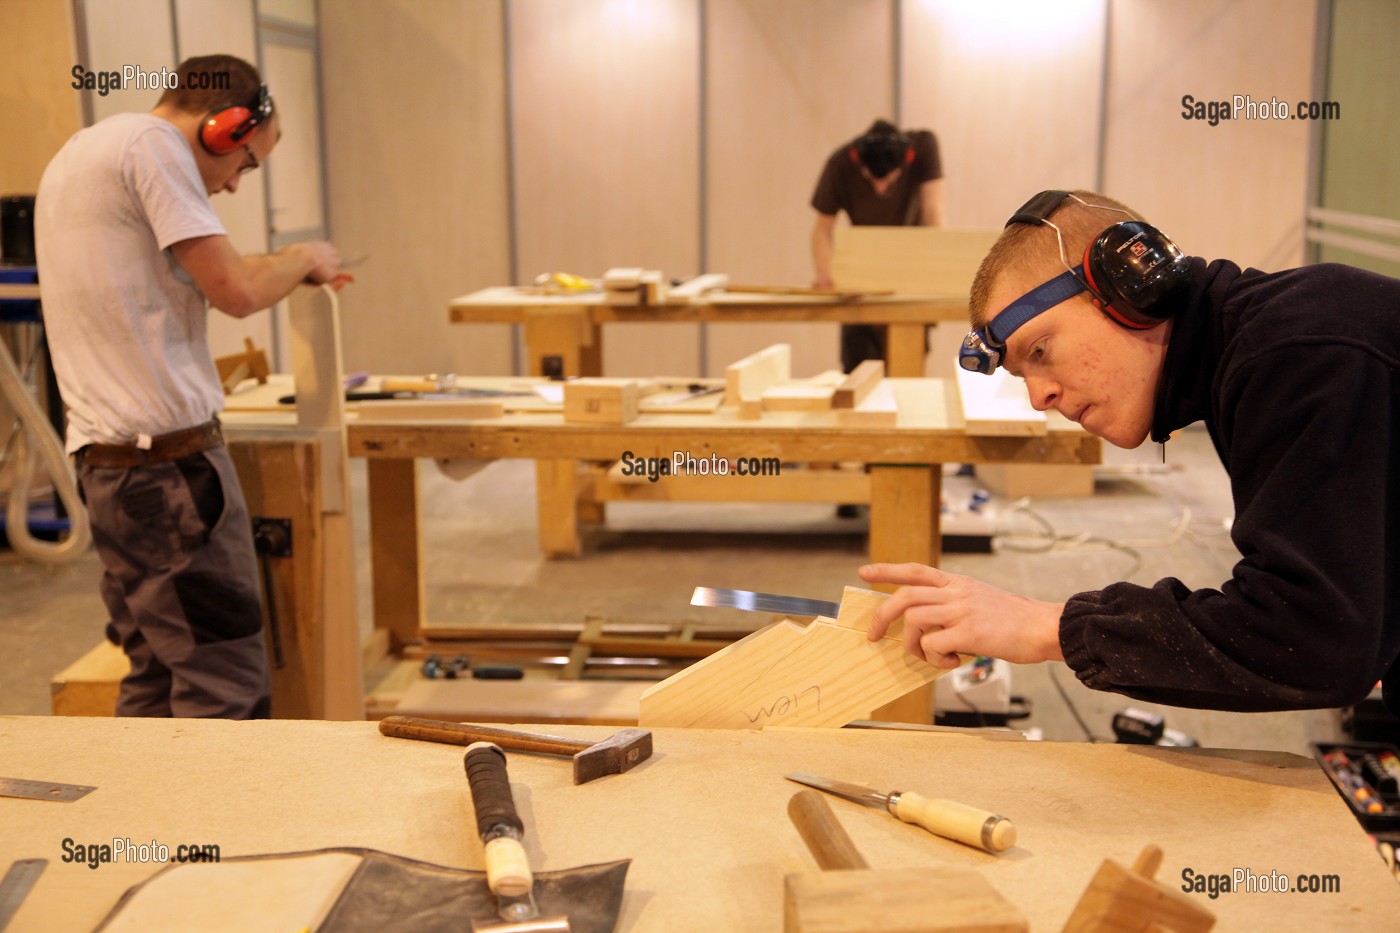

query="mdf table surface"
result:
[2,717,1394,932]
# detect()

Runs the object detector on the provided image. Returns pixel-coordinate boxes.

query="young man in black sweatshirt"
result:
[861,189,1400,716]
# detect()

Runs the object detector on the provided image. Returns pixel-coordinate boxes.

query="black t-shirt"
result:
[810,129,942,226]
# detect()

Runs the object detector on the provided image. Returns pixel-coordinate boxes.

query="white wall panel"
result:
[1104,0,1316,271]
[511,0,701,377]
[705,0,892,377]
[320,0,512,376]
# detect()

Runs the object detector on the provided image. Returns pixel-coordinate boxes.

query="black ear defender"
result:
[1007,190,1192,329]
[849,123,915,178]
[199,84,273,156]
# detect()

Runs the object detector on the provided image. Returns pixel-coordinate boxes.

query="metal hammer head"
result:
[573,728,652,785]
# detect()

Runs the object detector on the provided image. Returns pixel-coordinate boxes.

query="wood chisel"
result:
[691,586,839,618]
[786,772,1016,854]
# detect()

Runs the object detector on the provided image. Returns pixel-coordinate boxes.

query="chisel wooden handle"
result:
[464,742,532,896]
[380,716,589,756]
[787,790,869,871]
[888,791,1016,854]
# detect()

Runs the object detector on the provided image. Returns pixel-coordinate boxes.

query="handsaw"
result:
[690,586,839,619]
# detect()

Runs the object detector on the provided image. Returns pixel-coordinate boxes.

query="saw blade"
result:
[690,587,839,618]
[0,859,46,929]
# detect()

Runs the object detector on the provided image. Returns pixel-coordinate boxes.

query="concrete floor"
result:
[1,424,1344,755]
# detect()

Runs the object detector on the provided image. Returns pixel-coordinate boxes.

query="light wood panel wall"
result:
[174,0,273,361]
[510,0,701,378]
[81,0,176,123]
[900,0,1108,230]
[319,0,512,377]
[899,1,1105,373]
[704,0,892,378]
[1103,0,1316,271]
[0,0,81,194]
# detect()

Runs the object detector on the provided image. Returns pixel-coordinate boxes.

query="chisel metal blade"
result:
[690,587,839,618]
[785,772,889,810]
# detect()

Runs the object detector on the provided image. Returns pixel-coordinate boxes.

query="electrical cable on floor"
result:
[1048,665,1102,743]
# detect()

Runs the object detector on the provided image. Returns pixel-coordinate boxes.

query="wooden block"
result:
[354,399,505,421]
[640,270,667,305]
[214,338,270,394]
[638,586,953,729]
[669,272,729,301]
[1062,847,1215,933]
[955,367,1046,437]
[761,384,836,412]
[833,360,885,408]
[975,463,1095,499]
[739,396,764,420]
[837,380,898,427]
[564,378,642,424]
[785,867,1027,933]
[725,343,791,406]
[601,267,644,289]
[50,641,127,716]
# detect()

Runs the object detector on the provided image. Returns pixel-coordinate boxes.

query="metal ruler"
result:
[0,859,46,931]
[0,777,96,802]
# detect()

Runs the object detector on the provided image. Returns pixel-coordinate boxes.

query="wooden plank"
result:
[637,587,952,729]
[837,380,898,427]
[831,227,999,297]
[833,360,885,409]
[597,463,870,503]
[355,399,505,421]
[760,384,836,412]
[724,343,791,406]
[785,867,1027,933]
[954,367,1047,437]
[668,272,729,301]
[50,641,126,716]
[385,677,652,726]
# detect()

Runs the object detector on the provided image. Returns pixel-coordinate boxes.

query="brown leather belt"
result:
[80,420,224,469]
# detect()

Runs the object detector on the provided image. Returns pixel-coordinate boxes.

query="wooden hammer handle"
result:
[380,716,589,756]
[788,790,870,871]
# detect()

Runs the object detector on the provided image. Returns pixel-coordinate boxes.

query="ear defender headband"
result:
[199,84,272,156]
[848,128,916,177]
[958,190,1192,375]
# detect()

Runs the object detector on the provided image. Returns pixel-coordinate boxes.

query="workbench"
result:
[3,716,1396,931]
[449,286,966,377]
[222,375,1098,654]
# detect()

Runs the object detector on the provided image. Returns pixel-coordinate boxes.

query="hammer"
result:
[379,716,652,785]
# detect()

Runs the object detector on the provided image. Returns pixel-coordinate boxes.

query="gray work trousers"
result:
[77,446,271,718]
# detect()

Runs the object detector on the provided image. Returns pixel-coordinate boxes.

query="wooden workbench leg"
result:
[523,310,591,377]
[536,459,582,558]
[578,462,607,524]
[868,464,942,725]
[368,459,425,651]
[885,323,927,377]
[579,322,603,377]
[868,464,942,573]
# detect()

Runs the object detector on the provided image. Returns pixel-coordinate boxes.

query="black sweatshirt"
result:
[1060,259,1400,715]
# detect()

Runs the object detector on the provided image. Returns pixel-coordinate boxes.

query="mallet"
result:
[379,716,652,785]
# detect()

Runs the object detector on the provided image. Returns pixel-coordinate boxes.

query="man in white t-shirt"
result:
[36,54,350,718]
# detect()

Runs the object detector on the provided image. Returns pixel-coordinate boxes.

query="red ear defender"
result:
[200,106,255,155]
[198,85,272,156]
[904,145,915,166]
[848,145,861,165]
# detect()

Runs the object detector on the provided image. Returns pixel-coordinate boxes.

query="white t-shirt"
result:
[36,112,228,452]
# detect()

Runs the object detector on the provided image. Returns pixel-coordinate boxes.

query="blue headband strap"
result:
[986,266,1088,346]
